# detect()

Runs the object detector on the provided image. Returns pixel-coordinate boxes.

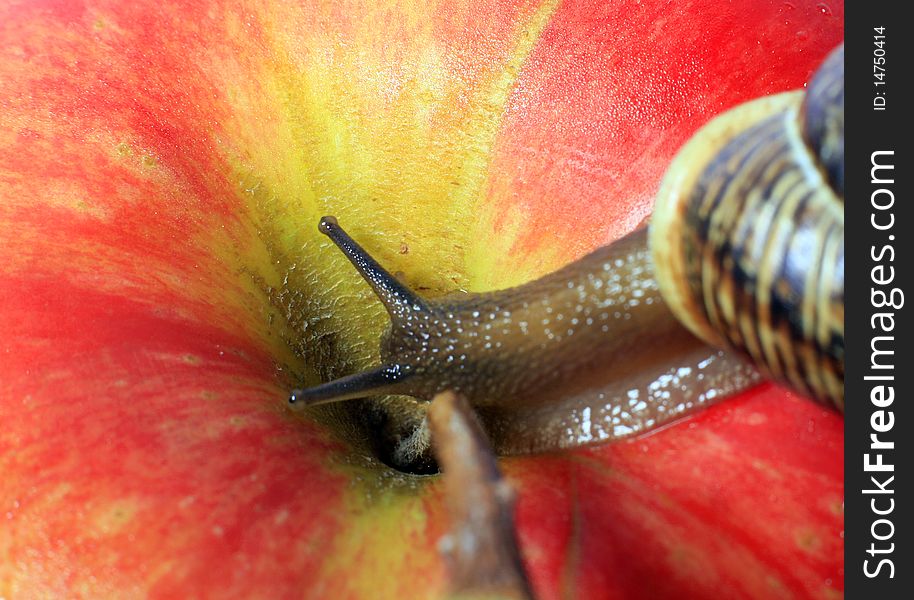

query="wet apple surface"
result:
[1,1,843,598]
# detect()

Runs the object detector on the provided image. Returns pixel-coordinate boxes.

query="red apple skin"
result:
[0,1,842,599]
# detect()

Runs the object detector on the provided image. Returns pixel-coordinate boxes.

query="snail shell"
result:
[651,44,844,409]
[288,45,844,458]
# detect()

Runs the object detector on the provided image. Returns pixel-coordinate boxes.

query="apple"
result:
[0,0,843,598]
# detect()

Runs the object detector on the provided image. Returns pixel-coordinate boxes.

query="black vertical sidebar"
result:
[845,2,911,598]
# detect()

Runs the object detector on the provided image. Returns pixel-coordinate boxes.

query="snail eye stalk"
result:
[288,217,423,408]
[317,216,427,320]
[288,364,406,408]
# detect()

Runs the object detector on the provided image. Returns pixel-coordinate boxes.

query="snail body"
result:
[289,45,844,456]
[295,219,760,453]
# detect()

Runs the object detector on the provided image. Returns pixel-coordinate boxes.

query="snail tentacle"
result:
[288,216,429,407]
[289,363,407,408]
[317,215,429,319]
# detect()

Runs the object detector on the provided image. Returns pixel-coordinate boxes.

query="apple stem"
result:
[428,391,534,600]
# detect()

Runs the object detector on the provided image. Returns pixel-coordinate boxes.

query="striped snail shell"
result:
[650,44,844,410]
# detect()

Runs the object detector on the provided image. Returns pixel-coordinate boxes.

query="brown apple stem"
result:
[428,391,534,600]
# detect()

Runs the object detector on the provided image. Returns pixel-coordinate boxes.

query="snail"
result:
[288,44,844,458]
